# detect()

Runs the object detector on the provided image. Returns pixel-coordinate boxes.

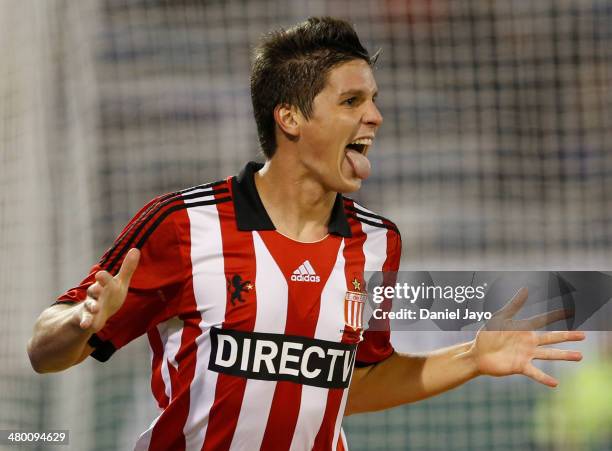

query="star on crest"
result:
[351,277,361,291]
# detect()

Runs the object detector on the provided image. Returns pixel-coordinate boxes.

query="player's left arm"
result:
[346,288,586,415]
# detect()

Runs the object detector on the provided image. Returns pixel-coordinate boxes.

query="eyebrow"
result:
[339,89,379,98]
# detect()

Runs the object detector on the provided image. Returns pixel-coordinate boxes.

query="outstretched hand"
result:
[471,287,585,387]
[77,248,141,333]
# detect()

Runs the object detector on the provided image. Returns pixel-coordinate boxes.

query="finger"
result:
[87,282,103,299]
[497,287,528,319]
[117,248,140,285]
[534,348,583,361]
[538,331,586,345]
[523,363,558,387]
[95,270,113,286]
[79,308,93,329]
[84,298,99,314]
[521,308,572,330]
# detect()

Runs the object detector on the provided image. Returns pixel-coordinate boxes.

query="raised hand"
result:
[472,287,585,387]
[78,248,140,333]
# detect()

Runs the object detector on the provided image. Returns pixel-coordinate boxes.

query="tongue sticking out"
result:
[345,148,371,180]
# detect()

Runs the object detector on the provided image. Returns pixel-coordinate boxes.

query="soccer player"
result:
[27,17,585,451]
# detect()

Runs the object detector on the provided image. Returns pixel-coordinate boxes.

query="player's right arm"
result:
[27,249,140,373]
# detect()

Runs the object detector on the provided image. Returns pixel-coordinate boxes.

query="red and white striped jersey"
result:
[58,162,402,451]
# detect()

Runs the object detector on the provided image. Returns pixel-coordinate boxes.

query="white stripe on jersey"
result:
[331,385,350,449]
[154,323,171,403]
[361,222,388,272]
[181,188,219,200]
[289,241,346,451]
[135,411,159,450]
[182,201,227,451]
[228,231,289,451]
[158,317,185,400]
[330,224,389,450]
[340,428,349,450]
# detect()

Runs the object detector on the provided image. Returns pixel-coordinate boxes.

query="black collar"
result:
[231,161,352,238]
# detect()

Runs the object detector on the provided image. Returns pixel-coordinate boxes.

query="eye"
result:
[343,97,357,106]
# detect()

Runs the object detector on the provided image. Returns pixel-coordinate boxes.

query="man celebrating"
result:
[28,17,584,451]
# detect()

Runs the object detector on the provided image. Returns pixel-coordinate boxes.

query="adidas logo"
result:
[291,260,321,283]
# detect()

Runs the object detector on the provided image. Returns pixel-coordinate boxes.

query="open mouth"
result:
[345,138,372,156]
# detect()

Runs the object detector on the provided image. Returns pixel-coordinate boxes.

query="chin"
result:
[330,175,362,194]
[317,162,363,193]
[340,180,362,194]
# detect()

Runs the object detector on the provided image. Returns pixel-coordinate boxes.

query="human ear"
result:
[273,104,300,139]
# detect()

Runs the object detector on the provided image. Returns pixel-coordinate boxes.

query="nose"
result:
[363,101,383,127]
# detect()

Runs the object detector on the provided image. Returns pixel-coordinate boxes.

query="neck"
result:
[254,156,337,242]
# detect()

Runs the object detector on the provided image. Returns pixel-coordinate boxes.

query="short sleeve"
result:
[355,228,402,367]
[56,195,188,361]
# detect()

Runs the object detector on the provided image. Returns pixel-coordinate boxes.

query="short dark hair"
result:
[251,17,376,159]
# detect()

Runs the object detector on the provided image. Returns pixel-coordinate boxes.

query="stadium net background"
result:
[1,0,611,449]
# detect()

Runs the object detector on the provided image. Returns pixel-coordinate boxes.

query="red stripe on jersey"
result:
[201,190,258,451]
[147,327,170,409]
[313,206,367,450]
[147,206,202,451]
[257,232,343,451]
[356,227,401,365]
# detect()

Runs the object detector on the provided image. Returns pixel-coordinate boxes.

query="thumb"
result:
[117,248,141,285]
[497,287,528,319]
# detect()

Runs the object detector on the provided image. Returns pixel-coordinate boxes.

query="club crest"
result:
[344,277,367,330]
